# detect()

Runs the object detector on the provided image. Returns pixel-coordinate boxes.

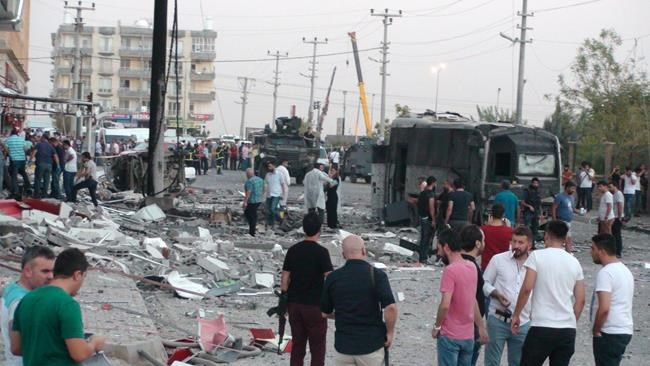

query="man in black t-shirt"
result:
[321,234,397,366]
[281,212,333,366]
[417,176,437,264]
[445,178,476,230]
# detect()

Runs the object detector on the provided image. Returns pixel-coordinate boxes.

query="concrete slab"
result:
[198,256,230,273]
[133,204,166,222]
[78,272,166,365]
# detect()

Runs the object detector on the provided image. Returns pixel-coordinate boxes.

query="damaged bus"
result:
[372,117,562,223]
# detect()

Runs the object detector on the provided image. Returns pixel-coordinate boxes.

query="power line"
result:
[409,0,498,18]
[532,0,603,14]
[393,15,514,45]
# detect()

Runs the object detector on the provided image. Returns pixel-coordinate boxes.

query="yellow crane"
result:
[348,32,372,137]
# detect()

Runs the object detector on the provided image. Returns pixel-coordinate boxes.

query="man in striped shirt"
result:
[5,129,30,198]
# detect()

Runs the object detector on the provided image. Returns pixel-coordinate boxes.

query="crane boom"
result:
[348,32,372,137]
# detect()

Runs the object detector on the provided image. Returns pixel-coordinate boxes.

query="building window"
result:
[120,79,130,88]
[168,101,180,114]
[169,82,181,95]
[189,103,195,113]
[192,37,215,52]
[99,99,112,111]
[119,99,130,109]
[82,77,91,90]
[99,37,113,52]
[99,58,112,71]
[81,37,91,48]
[121,37,132,49]
[120,59,131,68]
[99,77,112,93]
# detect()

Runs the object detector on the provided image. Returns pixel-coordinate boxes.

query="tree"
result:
[543,98,578,153]
[395,104,411,118]
[555,29,650,167]
[474,106,515,122]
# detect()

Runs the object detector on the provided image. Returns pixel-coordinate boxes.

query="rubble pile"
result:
[0,186,427,365]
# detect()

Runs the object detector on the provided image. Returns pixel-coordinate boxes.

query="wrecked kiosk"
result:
[372,116,562,223]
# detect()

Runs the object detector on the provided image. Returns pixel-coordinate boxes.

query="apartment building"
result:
[50,19,216,132]
[0,0,30,132]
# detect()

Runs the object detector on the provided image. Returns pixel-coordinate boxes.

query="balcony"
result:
[190,51,216,61]
[97,67,114,76]
[166,89,183,98]
[120,26,153,36]
[97,88,113,97]
[52,88,71,98]
[168,70,184,79]
[80,68,93,76]
[190,71,215,81]
[118,88,149,98]
[189,91,215,101]
[97,47,114,55]
[56,47,93,57]
[56,66,72,74]
[119,47,153,58]
[119,67,151,78]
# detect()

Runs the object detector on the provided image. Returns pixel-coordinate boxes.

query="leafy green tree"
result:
[543,98,578,153]
[555,29,650,167]
[474,105,515,122]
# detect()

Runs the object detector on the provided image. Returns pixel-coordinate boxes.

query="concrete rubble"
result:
[0,184,425,366]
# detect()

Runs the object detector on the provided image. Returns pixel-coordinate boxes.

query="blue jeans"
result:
[266,196,280,226]
[34,163,53,198]
[624,193,635,220]
[63,171,76,200]
[9,160,29,195]
[50,167,62,198]
[634,190,642,215]
[438,335,474,366]
[485,315,530,366]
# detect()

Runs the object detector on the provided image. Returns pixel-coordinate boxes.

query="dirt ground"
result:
[1,169,649,365]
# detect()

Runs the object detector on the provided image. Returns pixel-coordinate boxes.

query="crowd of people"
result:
[174,140,259,176]
[405,167,636,366]
[243,161,342,236]
[0,128,100,208]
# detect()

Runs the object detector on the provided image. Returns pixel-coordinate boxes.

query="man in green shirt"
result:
[10,248,105,366]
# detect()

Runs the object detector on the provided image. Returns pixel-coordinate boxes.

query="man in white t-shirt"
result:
[62,140,78,202]
[276,159,291,207]
[608,182,625,257]
[621,167,637,221]
[512,220,585,366]
[597,181,615,234]
[590,233,634,366]
[329,149,340,168]
[578,161,595,212]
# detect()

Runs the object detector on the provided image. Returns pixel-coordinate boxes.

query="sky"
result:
[26,0,650,137]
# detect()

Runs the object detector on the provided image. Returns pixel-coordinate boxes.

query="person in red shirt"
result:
[480,203,513,271]
[229,144,238,170]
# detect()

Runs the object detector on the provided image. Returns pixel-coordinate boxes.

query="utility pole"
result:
[267,50,287,125]
[237,77,255,138]
[370,8,401,143]
[314,101,321,125]
[342,90,347,136]
[146,0,167,196]
[500,0,532,125]
[300,37,327,127]
[64,0,95,139]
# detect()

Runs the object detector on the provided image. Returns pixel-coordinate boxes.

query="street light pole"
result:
[431,63,446,116]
